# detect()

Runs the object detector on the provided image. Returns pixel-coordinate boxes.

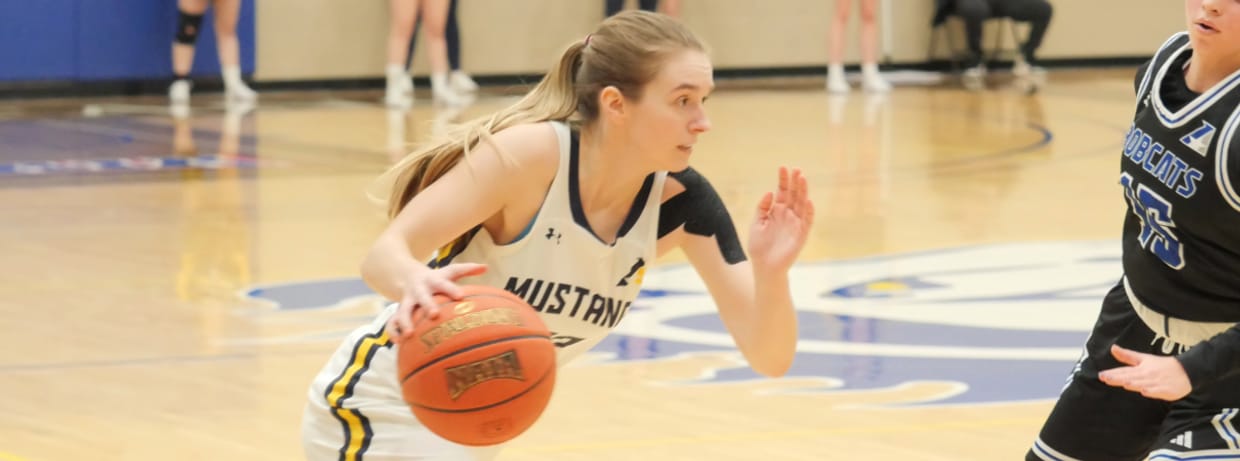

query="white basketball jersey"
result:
[431,121,666,365]
[301,121,666,461]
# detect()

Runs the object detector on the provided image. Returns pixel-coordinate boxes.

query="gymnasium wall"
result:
[259,0,1186,81]
[0,0,1187,85]
[0,0,256,82]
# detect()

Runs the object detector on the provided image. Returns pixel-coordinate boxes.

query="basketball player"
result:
[302,11,814,460]
[168,0,257,106]
[1028,1,1240,459]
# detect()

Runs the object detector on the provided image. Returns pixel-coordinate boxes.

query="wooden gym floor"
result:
[0,69,1141,460]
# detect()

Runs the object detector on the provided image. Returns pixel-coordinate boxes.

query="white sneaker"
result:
[962,65,987,91]
[431,73,469,106]
[449,71,478,93]
[169,103,191,119]
[1011,60,1047,78]
[862,73,892,93]
[403,74,415,95]
[827,76,850,94]
[225,83,258,104]
[1011,61,1047,94]
[385,74,413,108]
[169,79,192,105]
[826,64,849,93]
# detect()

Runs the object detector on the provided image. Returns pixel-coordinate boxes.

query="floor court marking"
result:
[505,417,1040,454]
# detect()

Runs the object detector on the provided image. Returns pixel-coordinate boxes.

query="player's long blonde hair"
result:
[381,11,704,247]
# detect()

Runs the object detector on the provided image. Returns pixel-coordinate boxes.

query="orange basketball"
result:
[396,285,557,446]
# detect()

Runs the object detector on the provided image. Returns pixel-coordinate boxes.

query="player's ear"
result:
[599,86,628,120]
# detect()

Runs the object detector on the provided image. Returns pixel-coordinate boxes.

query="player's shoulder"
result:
[489,122,561,164]
[479,121,562,181]
[661,166,715,203]
[1135,32,1192,96]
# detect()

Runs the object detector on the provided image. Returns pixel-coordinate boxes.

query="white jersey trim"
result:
[1152,35,1240,129]
[1216,105,1240,212]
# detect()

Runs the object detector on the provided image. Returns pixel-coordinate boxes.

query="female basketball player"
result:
[169,0,256,106]
[303,10,814,460]
[1027,1,1240,459]
[826,0,890,94]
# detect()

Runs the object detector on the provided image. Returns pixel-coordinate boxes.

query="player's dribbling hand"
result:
[386,263,488,340]
[1098,344,1192,401]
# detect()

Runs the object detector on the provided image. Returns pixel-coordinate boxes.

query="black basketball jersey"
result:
[1121,33,1240,322]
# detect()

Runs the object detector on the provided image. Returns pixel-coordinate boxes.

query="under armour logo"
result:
[544,228,562,244]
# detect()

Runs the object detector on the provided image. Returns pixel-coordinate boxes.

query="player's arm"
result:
[656,167,813,378]
[1178,123,1240,387]
[361,123,558,304]
[1177,327,1240,388]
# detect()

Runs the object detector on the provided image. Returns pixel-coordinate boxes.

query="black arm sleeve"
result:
[1177,326,1240,388]
[658,167,748,265]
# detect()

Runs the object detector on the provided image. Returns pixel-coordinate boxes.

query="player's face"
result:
[1186,0,1240,56]
[628,50,714,172]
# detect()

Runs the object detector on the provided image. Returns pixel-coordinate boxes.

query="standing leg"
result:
[444,0,477,93]
[954,0,989,66]
[1147,378,1240,460]
[1001,0,1052,67]
[386,0,420,107]
[826,0,853,94]
[405,15,421,70]
[419,0,467,105]
[212,0,257,103]
[170,0,210,105]
[637,0,659,13]
[1025,282,1170,460]
[858,0,889,93]
[953,0,990,90]
[445,0,461,71]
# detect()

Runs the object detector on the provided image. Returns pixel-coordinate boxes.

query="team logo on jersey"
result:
[238,241,1115,407]
[1180,121,1216,157]
[617,258,647,287]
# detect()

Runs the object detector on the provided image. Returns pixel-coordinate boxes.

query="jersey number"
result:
[1120,173,1184,269]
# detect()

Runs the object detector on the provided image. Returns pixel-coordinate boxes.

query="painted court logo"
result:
[238,241,1117,407]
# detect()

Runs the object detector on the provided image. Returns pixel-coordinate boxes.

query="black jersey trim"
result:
[567,129,655,246]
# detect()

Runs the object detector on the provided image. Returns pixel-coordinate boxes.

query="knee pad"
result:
[175,11,205,45]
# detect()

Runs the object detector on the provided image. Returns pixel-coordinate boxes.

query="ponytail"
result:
[385,41,588,220]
